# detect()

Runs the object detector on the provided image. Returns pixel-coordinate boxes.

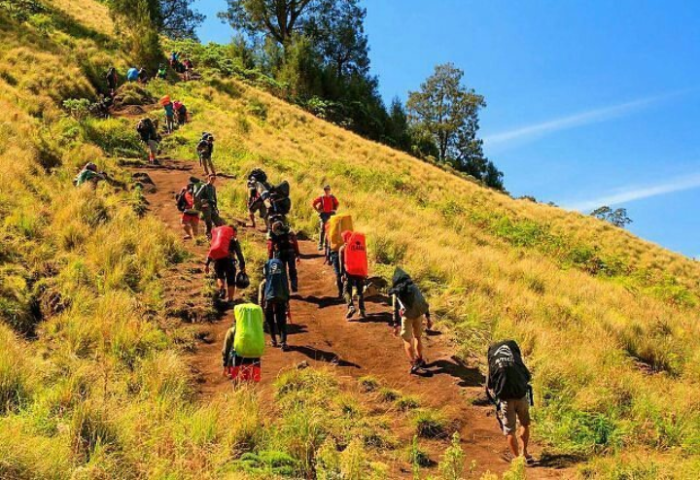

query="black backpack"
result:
[487,340,531,401]
[175,188,188,212]
[137,119,154,140]
[249,168,267,184]
[270,181,291,215]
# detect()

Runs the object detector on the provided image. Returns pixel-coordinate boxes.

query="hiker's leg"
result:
[202,158,210,175]
[192,220,199,237]
[202,209,213,236]
[331,253,343,296]
[520,424,530,458]
[517,400,531,457]
[400,318,417,362]
[212,210,224,228]
[208,159,216,176]
[226,262,236,301]
[357,278,366,313]
[287,257,298,292]
[318,215,327,248]
[265,303,277,343]
[402,339,416,363]
[506,433,519,458]
[344,277,354,308]
[502,400,519,457]
[276,303,288,344]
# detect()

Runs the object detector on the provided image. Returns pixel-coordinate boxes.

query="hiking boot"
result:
[270,339,279,348]
[410,364,425,375]
[291,284,299,293]
[281,343,289,352]
[416,357,427,368]
[359,309,366,319]
[346,306,356,319]
[317,245,323,251]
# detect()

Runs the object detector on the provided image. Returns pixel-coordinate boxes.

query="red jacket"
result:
[312,194,339,214]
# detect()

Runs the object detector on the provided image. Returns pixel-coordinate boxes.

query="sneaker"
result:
[346,306,356,319]
[317,245,323,251]
[292,285,299,293]
[281,343,289,352]
[359,310,366,319]
[410,364,424,375]
[416,357,427,368]
[270,340,279,348]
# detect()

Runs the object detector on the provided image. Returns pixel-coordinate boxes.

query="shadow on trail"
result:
[425,356,484,387]
[537,453,586,469]
[357,312,391,325]
[303,295,344,309]
[289,345,361,368]
[299,252,322,260]
[285,324,308,335]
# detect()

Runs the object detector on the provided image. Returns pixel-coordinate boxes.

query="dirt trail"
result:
[131,159,570,479]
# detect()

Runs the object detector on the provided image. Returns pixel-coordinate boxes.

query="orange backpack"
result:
[209,226,235,260]
[343,231,368,278]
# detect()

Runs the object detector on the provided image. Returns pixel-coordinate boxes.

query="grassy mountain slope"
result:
[1,0,700,478]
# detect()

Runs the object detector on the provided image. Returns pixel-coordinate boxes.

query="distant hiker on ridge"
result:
[312,185,339,251]
[389,268,432,375]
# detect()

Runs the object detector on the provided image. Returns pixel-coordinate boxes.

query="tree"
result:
[385,98,411,151]
[219,0,317,51]
[160,0,205,39]
[407,63,504,190]
[309,0,369,78]
[590,206,633,228]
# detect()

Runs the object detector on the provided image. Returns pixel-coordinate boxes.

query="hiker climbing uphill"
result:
[105,67,118,97]
[268,218,301,293]
[258,258,291,351]
[340,230,368,319]
[183,58,194,81]
[161,96,176,133]
[487,340,535,466]
[157,64,167,79]
[176,179,201,239]
[136,117,159,164]
[137,67,148,84]
[221,303,265,383]
[196,174,224,239]
[205,225,246,304]
[326,213,353,298]
[247,169,270,229]
[73,162,105,188]
[389,268,432,375]
[175,101,188,126]
[196,133,216,176]
[312,185,339,251]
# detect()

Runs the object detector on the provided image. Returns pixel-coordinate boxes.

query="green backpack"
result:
[233,304,265,358]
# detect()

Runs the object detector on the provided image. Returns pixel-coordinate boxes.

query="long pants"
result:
[201,155,215,175]
[319,212,332,248]
[344,275,365,311]
[165,115,175,133]
[201,208,223,236]
[330,251,343,296]
[276,252,298,292]
[265,301,288,344]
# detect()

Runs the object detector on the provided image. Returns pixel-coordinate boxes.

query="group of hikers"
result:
[86,58,537,466]
[105,53,194,96]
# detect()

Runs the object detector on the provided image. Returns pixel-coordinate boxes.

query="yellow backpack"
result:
[328,213,353,252]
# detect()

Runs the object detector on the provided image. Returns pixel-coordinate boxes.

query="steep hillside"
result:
[1,0,700,479]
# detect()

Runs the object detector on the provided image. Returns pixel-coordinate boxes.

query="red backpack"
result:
[344,232,368,278]
[209,226,235,260]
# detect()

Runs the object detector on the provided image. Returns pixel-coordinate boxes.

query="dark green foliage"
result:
[591,206,633,228]
[0,0,46,22]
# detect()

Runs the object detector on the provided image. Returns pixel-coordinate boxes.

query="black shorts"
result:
[214,258,236,286]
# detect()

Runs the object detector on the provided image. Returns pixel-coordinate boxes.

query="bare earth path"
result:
[131,159,571,479]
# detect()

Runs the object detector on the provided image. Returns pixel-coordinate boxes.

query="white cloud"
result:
[565,171,700,212]
[483,91,684,149]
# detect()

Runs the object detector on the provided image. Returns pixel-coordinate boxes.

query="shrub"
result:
[395,395,421,411]
[412,409,447,438]
[358,375,380,392]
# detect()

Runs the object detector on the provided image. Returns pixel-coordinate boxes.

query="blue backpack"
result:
[127,68,139,81]
[264,259,289,303]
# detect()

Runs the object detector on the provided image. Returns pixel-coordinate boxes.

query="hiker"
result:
[136,117,159,164]
[176,181,200,239]
[183,58,193,81]
[137,67,148,84]
[174,101,188,126]
[340,231,368,319]
[73,162,105,188]
[169,51,180,68]
[105,67,118,97]
[326,213,353,298]
[247,169,270,229]
[205,225,246,303]
[221,304,265,383]
[195,174,224,238]
[161,96,175,133]
[268,218,300,293]
[258,258,291,351]
[196,133,216,175]
[389,268,433,374]
[91,94,113,119]
[312,185,339,251]
[157,64,167,80]
[126,67,139,82]
[486,340,535,466]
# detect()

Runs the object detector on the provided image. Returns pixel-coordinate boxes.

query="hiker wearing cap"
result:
[312,185,339,251]
[74,162,105,188]
[389,268,433,375]
[205,225,246,303]
[268,219,301,293]
[195,174,223,238]
[339,231,368,320]
[258,258,291,351]
[196,133,216,176]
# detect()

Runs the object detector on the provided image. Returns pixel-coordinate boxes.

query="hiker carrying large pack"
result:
[222,303,264,382]
[161,96,175,133]
[136,118,159,164]
[175,180,200,240]
[340,231,368,319]
[486,340,535,465]
[265,180,292,217]
[258,258,290,351]
[327,213,353,297]
[105,67,118,97]
[205,225,246,303]
[268,219,300,293]
[312,185,339,251]
[196,133,215,176]
[389,268,432,375]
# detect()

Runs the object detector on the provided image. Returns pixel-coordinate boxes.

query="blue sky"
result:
[194,0,700,257]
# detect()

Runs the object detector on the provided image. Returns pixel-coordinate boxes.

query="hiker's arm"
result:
[230,240,245,271]
[222,328,234,367]
[312,197,321,211]
[292,234,301,258]
[257,280,266,306]
[204,256,212,273]
[339,247,346,276]
[391,296,400,328]
[266,240,273,259]
[425,308,433,329]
